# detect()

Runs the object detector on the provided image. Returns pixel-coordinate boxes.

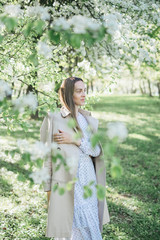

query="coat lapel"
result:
[60,106,99,133]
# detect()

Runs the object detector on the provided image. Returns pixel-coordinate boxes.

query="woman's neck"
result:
[75,105,79,117]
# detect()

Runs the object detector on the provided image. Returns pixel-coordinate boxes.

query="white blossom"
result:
[52,17,71,31]
[53,1,60,7]
[66,156,77,175]
[12,92,38,113]
[4,4,23,17]
[22,92,38,110]
[103,14,120,36]
[51,142,58,150]
[0,21,5,34]
[17,139,30,153]
[78,60,90,71]
[69,15,101,34]
[28,141,51,161]
[52,15,101,34]
[17,139,52,161]
[37,41,53,59]
[139,48,151,62]
[29,167,50,184]
[16,62,25,71]
[106,121,128,143]
[26,4,50,21]
[0,80,12,101]
[43,81,55,92]
[4,65,13,76]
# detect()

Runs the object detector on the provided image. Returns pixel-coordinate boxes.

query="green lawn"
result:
[0,95,160,239]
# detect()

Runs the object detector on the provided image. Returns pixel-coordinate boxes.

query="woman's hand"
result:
[53,129,81,146]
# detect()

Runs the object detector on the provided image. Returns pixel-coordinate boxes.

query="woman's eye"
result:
[76,90,86,93]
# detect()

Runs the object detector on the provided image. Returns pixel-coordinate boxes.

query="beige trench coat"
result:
[40,106,110,238]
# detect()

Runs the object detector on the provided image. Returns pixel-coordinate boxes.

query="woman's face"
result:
[73,81,86,106]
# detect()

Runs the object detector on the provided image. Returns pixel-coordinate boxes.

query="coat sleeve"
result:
[79,113,101,157]
[40,112,52,192]
[79,137,101,157]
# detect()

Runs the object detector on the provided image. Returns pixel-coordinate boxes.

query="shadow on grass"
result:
[103,200,160,240]
[94,95,160,115]
[0,121,40,140]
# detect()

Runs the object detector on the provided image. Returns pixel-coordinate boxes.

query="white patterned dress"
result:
[55,112,102,240]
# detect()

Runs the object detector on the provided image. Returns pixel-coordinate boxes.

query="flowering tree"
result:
[0,0,159,197]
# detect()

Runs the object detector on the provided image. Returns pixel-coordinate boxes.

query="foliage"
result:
[0,95,159,239]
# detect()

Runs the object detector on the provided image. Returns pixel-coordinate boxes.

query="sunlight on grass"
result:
[107,186,141,212]
[119,143,137,151]
[129,133,151,141]
[93,111,132,123]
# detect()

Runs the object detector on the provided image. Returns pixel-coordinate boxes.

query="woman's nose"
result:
[82,91,86,96]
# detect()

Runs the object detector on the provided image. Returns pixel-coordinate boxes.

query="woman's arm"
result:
[53,129,101,157]
[78,137,101,157]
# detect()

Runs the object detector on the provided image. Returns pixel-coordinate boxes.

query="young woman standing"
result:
[40,77,110,239]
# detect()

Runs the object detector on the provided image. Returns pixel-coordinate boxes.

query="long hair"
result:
[58,77,84,135]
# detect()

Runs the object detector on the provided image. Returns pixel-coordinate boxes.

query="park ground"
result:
[0,95,160,239]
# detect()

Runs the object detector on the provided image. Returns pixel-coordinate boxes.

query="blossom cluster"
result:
[106,121,128,143]
[0,80,12,101]
[12,92,38,113]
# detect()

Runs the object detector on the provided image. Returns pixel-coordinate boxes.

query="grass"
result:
[0,95,160,239]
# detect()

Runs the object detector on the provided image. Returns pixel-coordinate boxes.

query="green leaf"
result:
[5,150,9,155]
[53,183,58,192]
[58,187,65,195]
[2,16,18,32]
[83,185,92,199]
[52,155,57,163]
[68,34,81,48]
[67,118,76,128]
[73,131,82,141]
[28,51,38,66]
[55,164,61,171]
[17,174,26,182]
[91,133,100,148]
[111,164,123,178]
[66,182,73,191]
[10,150,16,158]
[34,20,45,35]
[97,25,106,41]
[48,30,60,44]
[89,180,95,186]
[104,142,116,157]
[84,33,94,46]
[22,153,31,163]
[23,22,33,37]
[96,184,106,200]
[36,158,43,168]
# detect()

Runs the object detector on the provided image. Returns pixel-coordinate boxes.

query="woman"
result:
[40,77,110,239]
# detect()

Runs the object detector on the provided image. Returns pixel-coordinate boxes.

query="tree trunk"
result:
[139,82,144,94]
[142,80,147,94]
[17,82,23,98]
[157,82,160,98]
[91,81,93,92]
[26,83,39,119]
[147,79,152,97]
